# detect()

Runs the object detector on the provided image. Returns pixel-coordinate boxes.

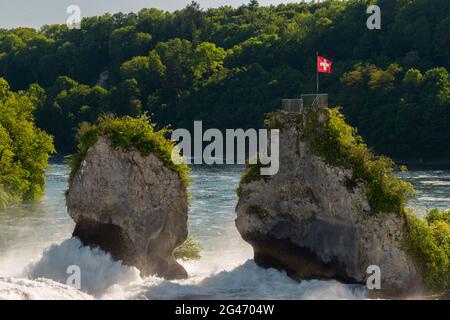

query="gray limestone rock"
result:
[67,136,188,279]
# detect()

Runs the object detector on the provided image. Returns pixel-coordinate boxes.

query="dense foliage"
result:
[338,64,450,159]
[0,0,448,160]
[0,78,55,209]
[406,209,450,293]
[303,107,415,214]
[69,114,190,187]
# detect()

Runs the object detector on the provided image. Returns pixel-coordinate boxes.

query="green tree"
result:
[0,78,55,209]
[120,51,166,96]
[109,26,152,64]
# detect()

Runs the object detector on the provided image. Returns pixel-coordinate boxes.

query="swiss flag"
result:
[317,55,332,73]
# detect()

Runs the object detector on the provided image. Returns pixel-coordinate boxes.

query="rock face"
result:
[235,110,423,296]
[67,136,188,279]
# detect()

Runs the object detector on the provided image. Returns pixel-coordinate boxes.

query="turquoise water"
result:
[0,159,449,299]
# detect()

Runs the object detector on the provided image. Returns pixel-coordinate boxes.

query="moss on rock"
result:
[239,153,272,188]
[245,205,269,220]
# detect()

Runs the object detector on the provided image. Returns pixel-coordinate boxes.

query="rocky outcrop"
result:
[235,110,424,296]
[67,136,188,279]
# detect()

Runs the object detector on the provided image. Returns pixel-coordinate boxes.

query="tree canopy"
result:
[0,0,449,160]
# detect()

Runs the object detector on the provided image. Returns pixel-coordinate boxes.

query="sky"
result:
[0,0,303,29]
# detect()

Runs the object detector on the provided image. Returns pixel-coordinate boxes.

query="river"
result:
[0,159,449,299]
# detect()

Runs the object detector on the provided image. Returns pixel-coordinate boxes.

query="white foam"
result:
[0,162,377,300]
[420,180,450,186]
[0,277,93,300]
[418,196,450,202]
[0,236,367,300]
[104,259,366,300]
[2,229,366,300]
[24,238,141,297]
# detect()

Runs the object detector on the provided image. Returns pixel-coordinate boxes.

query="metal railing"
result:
[301,94,328,109]
[282,94,328,113]
[282,99,303,113]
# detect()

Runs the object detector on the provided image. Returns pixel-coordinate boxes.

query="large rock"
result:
[235,110,424,296]
[67,136,188,279]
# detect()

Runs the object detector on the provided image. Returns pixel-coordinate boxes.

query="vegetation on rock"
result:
[405,209,450,293]
[245,204,269,220]
[240,154,268,185]
[305,107,450,294]
[239,106,416,217]
[303,107,415,214]
[69,113,190,187]
[174,236,201,261]
[0,78,55,209]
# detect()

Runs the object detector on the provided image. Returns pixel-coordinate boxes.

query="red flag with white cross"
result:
[317,55,332,73]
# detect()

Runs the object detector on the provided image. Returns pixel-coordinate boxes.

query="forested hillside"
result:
[0,0,449,159]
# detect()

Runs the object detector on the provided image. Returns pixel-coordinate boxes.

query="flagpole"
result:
[316,51,319,103]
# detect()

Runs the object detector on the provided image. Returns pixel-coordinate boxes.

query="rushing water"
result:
[0,159,449,299]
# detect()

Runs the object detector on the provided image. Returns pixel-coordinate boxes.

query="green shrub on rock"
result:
[174,236,201,260]
[241,107,449,295]
[240,154,266,185]
[304,108,450,294]
[406,209,450,293]
[426,208,450,225]
[303,107,415,214]
[69,113,191,187]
